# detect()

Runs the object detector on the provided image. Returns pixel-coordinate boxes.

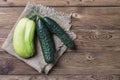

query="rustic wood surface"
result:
[0,0,120,80]
[0,0,120,7]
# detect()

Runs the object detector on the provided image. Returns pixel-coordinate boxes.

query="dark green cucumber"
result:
[36,18,56,63]
[43,17,75,49]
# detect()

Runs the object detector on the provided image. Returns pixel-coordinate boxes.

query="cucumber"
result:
[36,18,56,63]
[43,17,75,49]
[13,17,35,58]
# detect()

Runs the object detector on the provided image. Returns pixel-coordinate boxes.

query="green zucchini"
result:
[36,18,56,63]
[43,17,75,49]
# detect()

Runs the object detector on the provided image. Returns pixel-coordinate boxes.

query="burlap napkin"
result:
[2,2,76,74]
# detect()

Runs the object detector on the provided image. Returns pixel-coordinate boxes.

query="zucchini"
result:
[43,17,75,49]
[36,18,56,63]
[13,17,35,58]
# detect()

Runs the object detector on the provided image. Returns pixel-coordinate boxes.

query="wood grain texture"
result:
[1,29,120,52]
[0,7,120,75]
[0,75,120,80]
[0,7,120,30]
[0,51,38,74]
[1,43,120,74]
[0,0,120,7]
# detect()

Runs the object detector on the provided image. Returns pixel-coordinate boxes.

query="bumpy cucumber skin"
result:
[13,17,35,58]
[36,18,56,63]
[43,17,75,49]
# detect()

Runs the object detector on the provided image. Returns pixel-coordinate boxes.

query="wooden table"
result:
[0,0,120,79]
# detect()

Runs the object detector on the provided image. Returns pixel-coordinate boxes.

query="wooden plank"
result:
[0,7,120,30]
[0,50,120,74]
[52,51,120,74]
[0,74,119,80]
[0,0,120,7]
[1,29,120,52]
